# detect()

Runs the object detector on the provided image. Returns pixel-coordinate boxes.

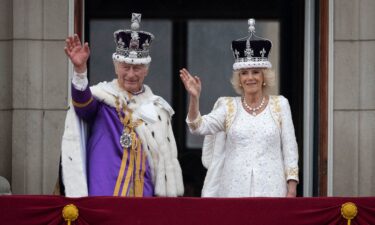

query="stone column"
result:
[333,0,375,196]
[0,0,13,186]
[12,0,69,194]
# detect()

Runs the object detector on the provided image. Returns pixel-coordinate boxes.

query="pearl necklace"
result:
[242,96,265,116]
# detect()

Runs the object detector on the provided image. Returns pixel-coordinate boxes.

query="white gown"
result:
[187,96,299,197]
[220,99,286,196]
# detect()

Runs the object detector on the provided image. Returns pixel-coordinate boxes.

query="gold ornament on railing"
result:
[62,204,79,225]
[341,202,358,225]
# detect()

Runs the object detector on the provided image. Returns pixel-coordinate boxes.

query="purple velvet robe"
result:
[72,85,154,196]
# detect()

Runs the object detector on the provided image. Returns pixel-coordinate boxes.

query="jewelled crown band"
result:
[113,13,155,65]
[231,18,272,70]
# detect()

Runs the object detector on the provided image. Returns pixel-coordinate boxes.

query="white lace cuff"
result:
[72,70,88,91]
[285,167,299,183]
[186,113,202,130]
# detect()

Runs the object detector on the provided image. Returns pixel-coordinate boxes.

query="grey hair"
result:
[230,68,276,95]
[113,60,150,71]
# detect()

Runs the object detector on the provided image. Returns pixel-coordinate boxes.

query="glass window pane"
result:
[89,19,173,103]
[186,20,280,148]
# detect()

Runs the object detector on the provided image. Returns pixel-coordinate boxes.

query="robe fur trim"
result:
[61,80,184,197]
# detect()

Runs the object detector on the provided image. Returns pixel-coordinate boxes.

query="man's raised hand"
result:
[64,34,90,73]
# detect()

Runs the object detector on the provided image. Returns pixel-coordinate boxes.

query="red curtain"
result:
[0,196,374,225]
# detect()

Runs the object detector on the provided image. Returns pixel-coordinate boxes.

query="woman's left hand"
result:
[286,190,297,197]
[286,180,297,197]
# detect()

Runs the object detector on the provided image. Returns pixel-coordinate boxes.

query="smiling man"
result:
[58,13,184,197]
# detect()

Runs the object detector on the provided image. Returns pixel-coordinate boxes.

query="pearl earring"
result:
[263,82,266,86]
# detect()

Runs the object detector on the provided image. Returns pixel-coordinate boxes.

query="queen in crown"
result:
[180,18,299,197]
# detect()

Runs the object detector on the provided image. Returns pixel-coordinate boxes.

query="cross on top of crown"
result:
[131,13,142,30]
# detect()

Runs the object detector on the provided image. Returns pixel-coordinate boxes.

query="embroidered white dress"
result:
[188,96,299,197]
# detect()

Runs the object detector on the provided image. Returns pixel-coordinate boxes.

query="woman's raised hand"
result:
[179,68,201,99]
[64,34,90,73]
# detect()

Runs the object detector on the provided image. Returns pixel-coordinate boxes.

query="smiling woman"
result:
[180,18,299,198]
[231,68,275,96]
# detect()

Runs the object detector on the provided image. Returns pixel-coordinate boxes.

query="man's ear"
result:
[144,64,149,77]
[113,61,118,74]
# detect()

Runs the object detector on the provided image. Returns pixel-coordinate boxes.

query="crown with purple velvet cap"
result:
[113,13,154,65]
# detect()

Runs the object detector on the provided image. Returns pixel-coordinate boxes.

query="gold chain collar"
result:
[115,96,143,149]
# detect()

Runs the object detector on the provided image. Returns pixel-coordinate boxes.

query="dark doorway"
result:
[85,0,305,197]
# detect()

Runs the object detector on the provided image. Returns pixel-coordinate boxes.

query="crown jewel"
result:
[231,18,272,70]
[113,13,154,64]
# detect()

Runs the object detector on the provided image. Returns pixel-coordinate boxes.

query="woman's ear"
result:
[262,71,266,85]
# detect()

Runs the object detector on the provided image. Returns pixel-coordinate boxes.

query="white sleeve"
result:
[280,96,299,182]
[186,97,227,135]
[72,70,88,91]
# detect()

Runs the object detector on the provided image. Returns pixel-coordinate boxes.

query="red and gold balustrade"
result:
[0,195,374,225]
